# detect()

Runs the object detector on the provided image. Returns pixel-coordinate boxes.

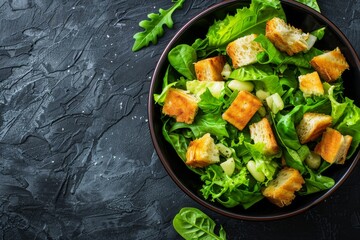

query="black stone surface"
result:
[0,0,359,239]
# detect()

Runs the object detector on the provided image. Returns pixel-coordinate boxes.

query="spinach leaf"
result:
[168,44,197,79]
[299,167,335,195]
[170,112,229,139]
[173,207,227,240]
[162,119,190,162]
[254,34,323,68]
[154,65,178,104]
[132,0,185,51]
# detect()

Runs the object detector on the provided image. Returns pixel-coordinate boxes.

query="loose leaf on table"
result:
[173,207,227,240]
[132,0,185,51]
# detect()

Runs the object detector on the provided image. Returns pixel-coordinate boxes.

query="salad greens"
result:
[132,0,185,52]
[173,207,227,240]
[154,0,360,209]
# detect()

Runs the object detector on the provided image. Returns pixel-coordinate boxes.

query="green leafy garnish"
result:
[132,0,185,51]
[206,0,285,49]
[173,207,227,240]
[295,0,321,12]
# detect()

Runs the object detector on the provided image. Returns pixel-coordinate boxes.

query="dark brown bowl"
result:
[148,0,360,220]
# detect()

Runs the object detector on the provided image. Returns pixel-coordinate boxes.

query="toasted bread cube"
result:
[298,71,324,97]
[310,47,349,82]
[222,91,262,131]
[296,112,332,144]
[249,118,279,155]
[262,167,305,207]
[162,88,198,124]
[314,128,353,164]
[186,133,220,168]
[194,55,226,81]
[226,34,264,68]
[265,17,309,56]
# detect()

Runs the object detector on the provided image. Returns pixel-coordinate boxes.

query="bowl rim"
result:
[148,0,360,221]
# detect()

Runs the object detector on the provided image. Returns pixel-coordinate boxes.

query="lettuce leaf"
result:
[229,64,284,94]
[206,0,285,48]
[200,165,263,208]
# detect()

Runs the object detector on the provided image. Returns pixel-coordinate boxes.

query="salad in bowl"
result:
[149,0,360,219]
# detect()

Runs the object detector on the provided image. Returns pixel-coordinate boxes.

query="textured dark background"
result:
[0,0,359,239]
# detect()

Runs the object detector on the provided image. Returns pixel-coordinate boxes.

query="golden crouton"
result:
[249,118,279,155]
[226,34,264,68]
[186,133,220,168]
[194,55,226,81]
[222,91,262,131]
[296,112,332,144]
[262,167,305,207]
[314,128,353,164]
[265,17,309,56]
[298,71,324,97]
[162,88,198,124]
[310,47,349,82]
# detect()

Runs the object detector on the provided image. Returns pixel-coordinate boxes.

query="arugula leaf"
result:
[173,207,227,240]
[132,0,185,51]
[198,89,224,114]
[168,44,197,79]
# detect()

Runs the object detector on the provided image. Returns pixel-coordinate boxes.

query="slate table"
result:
[0,0,359,239]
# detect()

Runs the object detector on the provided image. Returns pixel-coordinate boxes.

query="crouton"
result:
[296,112,332,144]
[249,118,279,155]
[298,71,324,97]
[222,91,262,131]
[314,128,353,164]
[162,88,198,124]
[310,47,350,82]
[194,55,226,81]
[262,167,305,207]
[226,34,264,68]
[265,17,309,56]
[186,133,220,168]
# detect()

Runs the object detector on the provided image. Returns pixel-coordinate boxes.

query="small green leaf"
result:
[132,0,185,51]
[173,207,227,240]
[295,0,321,12]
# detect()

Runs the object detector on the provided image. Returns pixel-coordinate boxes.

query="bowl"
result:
[148,0,360,220]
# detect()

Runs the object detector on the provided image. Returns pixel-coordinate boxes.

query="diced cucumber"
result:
[305,151,321,169]
[256,89,270,101]
[221,63,232,80]
[220,158,235,176]
[266,93,284,114]
[216,143,233,158]
[246,160,265,182]
[228,80,254,92]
